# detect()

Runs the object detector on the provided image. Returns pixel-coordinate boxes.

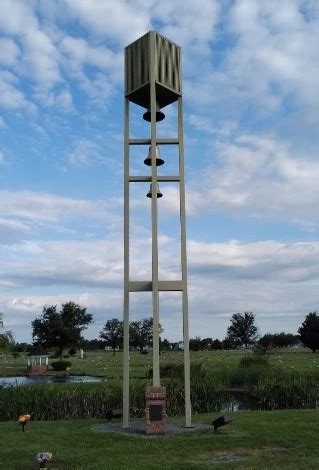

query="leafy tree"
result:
[258,333,273,350]
[298,312,319,353]
[222,337,237,350]
[32,302,92,359]
[189,336,202,351]
[160,338,171,351]
[99,318,123,356]
[79,339,105,350]
[13,342,33,353]
[0,331,15,354]
[129,318,163,354]
[211,339,223,350]
[272,332,299,348]
[226,312,258,349]
[201,337,213,350]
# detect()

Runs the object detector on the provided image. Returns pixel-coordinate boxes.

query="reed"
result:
[1,361,319,421]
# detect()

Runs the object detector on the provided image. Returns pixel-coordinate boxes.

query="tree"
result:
[272,332,299,348]
[160,338,171,351]
[32,302,92,359]
[201,338,213,350]
[189,336,202,351]
[99,319,123,356]
[298,312,319,353]
[222,337,237,350]
[129,318,163,354]
[211,339,223,350]
[79,339,105,350]
[258,333,273,350]
[0,331,15,354]
[226,312,258,348]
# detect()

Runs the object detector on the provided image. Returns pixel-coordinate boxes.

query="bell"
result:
[144,145,165,166]
[143,101,165,122]
[146,183,163,198]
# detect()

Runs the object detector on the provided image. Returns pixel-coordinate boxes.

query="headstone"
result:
[80,349,84,359]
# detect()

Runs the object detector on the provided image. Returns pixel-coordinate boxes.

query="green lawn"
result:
[1,348,319,379]
[1,410,319,469]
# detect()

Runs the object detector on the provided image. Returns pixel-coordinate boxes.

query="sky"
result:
[1,0,319,343]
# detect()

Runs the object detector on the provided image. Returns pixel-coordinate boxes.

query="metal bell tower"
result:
[123,31,191,428]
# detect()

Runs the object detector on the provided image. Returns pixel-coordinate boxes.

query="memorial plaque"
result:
[149,404,162,422]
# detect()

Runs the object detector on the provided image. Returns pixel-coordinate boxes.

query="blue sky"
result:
[1,0,319,342]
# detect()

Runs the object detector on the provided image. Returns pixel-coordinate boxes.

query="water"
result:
[222,390,260,412]
[0,375,104,387]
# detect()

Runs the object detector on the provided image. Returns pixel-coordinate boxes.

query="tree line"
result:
[2,304,319,356]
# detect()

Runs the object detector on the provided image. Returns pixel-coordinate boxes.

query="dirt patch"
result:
[207,454,246,463]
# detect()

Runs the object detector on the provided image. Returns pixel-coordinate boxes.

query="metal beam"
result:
[129,280,184,292]
[150,31,160,388]
[123,98,130,428]
[129,138,179,146]
[178,96,192,428]
[129,176,180,182]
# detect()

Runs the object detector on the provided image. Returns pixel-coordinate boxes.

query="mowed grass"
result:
[2,348,319,379]
[1,410,319,469]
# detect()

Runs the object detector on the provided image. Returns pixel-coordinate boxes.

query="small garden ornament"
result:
[36,452,53,469]
[18,414,31,432]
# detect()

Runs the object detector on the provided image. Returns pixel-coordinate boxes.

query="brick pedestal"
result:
[26,365,48,376]
[145,386,166,435]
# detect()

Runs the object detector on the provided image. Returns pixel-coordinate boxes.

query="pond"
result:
[222,390,259,411]
[0,375,105,387]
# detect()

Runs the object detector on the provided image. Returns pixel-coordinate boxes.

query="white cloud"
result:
[2,237,319,341]
[68,139,110,167]
[181,132,319,226]
[0,38,20,66]
[0,189,120,226]
[0,71,36,111]
[190,0,319,119]
[62,0,152,44]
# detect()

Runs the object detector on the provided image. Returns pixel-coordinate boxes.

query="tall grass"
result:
[1,360,319,421]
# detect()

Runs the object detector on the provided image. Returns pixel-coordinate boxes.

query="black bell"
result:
[144,145,164,166]
[146,183,163,198]
[143,101,165,122]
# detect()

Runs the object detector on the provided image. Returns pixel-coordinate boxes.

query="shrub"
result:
[11,352,20,358]
[51,360,72,371]
[69,348,77,356]
[239,355,270,368]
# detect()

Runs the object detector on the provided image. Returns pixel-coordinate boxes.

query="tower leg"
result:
[123,97,130,428]
[178,96,192,427]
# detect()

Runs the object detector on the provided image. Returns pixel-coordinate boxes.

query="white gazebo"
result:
[26,344,49,375]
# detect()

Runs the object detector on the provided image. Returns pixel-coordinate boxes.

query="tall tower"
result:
[123,31,191,429]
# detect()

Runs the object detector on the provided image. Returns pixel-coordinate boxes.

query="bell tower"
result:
[123,31,191,429]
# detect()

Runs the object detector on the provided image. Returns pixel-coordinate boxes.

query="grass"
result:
[2,348,319,379]
[1,410,319,469]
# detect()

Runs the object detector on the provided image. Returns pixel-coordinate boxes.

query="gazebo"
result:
[26,344,49,376]
[27,354,49,375]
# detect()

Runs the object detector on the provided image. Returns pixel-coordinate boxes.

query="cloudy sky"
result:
[1,0,319,342]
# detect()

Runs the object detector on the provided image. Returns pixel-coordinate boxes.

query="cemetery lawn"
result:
[2,348,319,378]
[1,410,319,469]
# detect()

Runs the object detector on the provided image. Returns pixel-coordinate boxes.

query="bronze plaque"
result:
[149,404,162,422]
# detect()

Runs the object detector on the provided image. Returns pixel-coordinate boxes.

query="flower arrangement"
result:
[18,414,31,432]
[36,452,52,469]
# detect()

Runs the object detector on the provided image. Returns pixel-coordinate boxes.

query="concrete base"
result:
[92,419,212,437]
